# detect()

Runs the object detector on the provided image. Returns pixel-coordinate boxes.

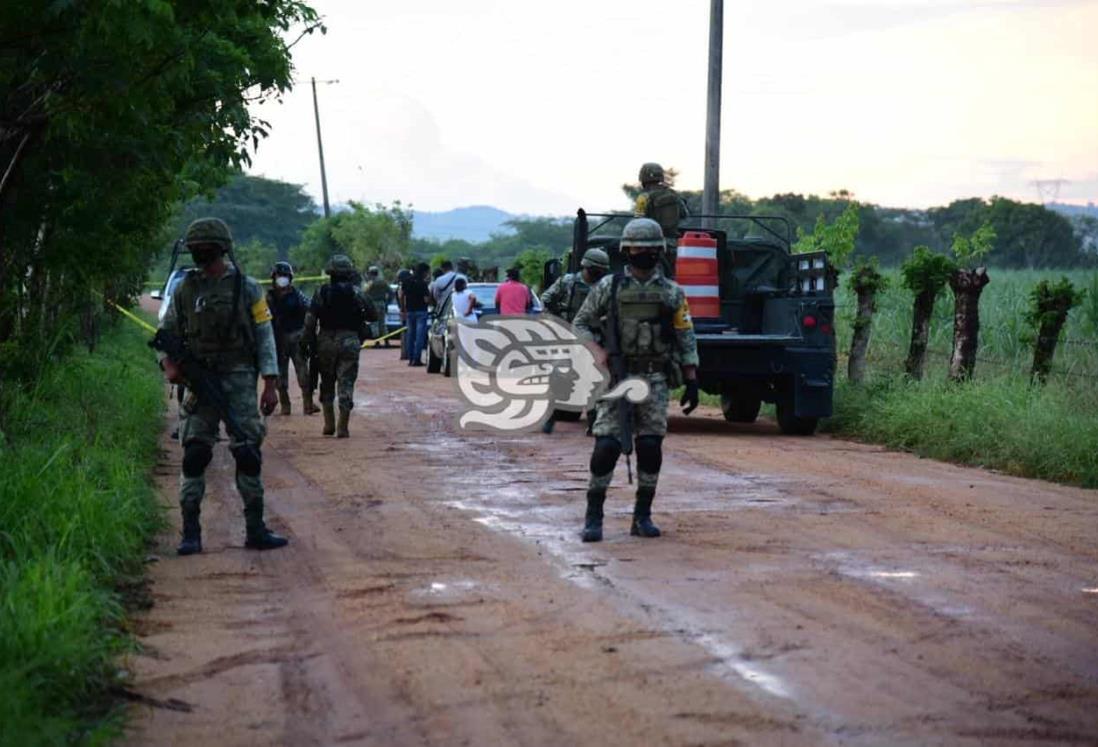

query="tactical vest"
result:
[267,288,307,337]
[563,274,591,322]
[642,187,684,240]
[365,279,389,302]
[317,282,365,332]
[176,269,256,371]
[615,277,675,373]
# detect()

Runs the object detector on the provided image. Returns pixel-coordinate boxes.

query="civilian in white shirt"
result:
[451,278,478,322]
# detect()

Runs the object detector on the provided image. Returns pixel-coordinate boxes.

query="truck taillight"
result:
[802,315,817,329]
[820,323,833,335]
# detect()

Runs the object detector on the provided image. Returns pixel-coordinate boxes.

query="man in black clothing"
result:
[266,261,316,415]
[402,263,432,366]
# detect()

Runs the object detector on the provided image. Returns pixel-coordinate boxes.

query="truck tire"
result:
[720,393,761,423]
[776,398,818,436]
[426,345,442,374]
[442,348,452,377]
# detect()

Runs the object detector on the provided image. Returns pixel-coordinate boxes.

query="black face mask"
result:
[189,246,223,268]
[628,251,659,271]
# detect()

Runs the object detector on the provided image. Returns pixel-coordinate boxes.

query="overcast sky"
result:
[246,0,1098,215]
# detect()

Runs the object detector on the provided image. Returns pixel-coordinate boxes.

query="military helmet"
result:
[638,162,664,185]
[325,254,356,276]
[184,217,232,251]
[580,248,610,270]
[272,261,294,278]
[620,218,666,250]
[367,265,380,275]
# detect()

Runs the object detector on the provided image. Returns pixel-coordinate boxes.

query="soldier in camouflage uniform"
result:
[301,255,375,438]
[157,218,289,555]
[572,218,700,542]
[634,162,689,275]
[540,248,611,434]
[364,266,391,342]
[267,261,316,415]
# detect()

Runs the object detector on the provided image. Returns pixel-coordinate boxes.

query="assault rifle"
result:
[149,329,262,468]
[604,273,633,484]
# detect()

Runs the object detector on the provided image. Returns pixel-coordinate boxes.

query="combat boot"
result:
[336,408,350,438]
[302,391,319,415]
[630,487,661,538]
[322,402,335,435]
[278,387,291,415]
[176,510,202,556]
[581,489,606,542]
[244,499,289,551]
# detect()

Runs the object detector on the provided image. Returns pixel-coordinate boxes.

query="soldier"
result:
[540,248,611,324]
[540,248,610,434]
[267,261,317,415]
[572,218,700,542]
[364,266,391,342]
[301,255,375,438]
[635,162,689,274]
[158,218,288,555]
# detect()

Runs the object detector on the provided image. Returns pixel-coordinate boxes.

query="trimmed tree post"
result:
[948,267,990,381]
[1026,277,1083,383]
[946,224,996,383]
[900,246,955,380]
[847,260,886,384]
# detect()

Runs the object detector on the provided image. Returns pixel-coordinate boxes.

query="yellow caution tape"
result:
[105,298,158,334]
[362,326,405,348]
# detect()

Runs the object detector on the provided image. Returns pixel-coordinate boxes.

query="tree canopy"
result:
[0,0,320,384]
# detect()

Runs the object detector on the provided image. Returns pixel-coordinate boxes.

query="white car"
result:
[150,267,192,323]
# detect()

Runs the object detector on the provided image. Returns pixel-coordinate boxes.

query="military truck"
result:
[545,210,835,435]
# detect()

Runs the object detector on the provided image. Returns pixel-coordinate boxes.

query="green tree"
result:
[291,201,412,277]
[792,202,860,270]
[0,0,321,386]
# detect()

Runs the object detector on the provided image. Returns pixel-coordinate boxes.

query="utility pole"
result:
[311,76,331,218]
[702,0,723,227]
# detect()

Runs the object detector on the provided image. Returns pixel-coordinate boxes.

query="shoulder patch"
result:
[251,297,273,324]
[634,193,649,217]
[672,299,694,330]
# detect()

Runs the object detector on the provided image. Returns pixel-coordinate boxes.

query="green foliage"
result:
[848,257,888,297]
[1081,273,1098,335]
[291,201,412,277]
[0,321,164,744]
[0,1,320,390]
[234,240,281,279]
[823,375,1098,488]
[792,202,860,269]
[900,246,957,296]
[161,173,318,265]
[951,223,997,267]
[1025,277,1084,330]
[515,248,554,292]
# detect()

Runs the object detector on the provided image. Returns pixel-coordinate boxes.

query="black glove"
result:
[680,380,699,415]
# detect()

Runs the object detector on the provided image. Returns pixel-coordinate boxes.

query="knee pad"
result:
[181,442,213,478]
[231,443,263,477]
[590,437,622,476]
[634,435,664,475]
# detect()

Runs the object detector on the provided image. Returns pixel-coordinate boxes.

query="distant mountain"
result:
[1049,202,1098,219]
[412,205,516,243]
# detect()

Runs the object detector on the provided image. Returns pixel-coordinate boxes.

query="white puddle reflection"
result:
[868,571,919,580]
[1082,588,1098,595]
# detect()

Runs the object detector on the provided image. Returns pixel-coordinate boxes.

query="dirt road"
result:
[124,347,1098,746]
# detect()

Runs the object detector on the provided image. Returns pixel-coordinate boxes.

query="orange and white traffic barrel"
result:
[674,231,720,319]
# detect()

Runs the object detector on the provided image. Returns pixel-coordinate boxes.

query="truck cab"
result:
[548,210,836,435]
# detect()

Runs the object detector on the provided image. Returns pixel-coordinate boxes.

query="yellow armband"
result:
[672,300,693,330]
[251,298,273,324]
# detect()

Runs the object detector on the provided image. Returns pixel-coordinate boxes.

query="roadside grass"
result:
[0,320,164,745]
[698,269,1098,488]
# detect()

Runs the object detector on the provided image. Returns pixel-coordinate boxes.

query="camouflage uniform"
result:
[364,269,390,339]
[541,274,593,325]
[158,218,285,553]
[302,255,374,437]
[267,285,311,410]
[634,162,689,275]
[572,217,699,542]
